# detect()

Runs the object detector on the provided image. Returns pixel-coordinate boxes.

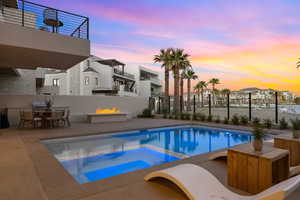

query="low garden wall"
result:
[0,95,148,126]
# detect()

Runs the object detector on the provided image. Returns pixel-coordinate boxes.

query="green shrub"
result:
[231,115,240,125]
[186,113,191,120]
[214,116,221,123]
[263,119,272,129]
[252,125,265,140]
[199,113,206,121]
[162,109,168,118]
[180,113,185,120]
[279,117,289,129]
[206,115,213,122]
[138,108,154,118]
[290,118,300,130]
[252,117,261,126]
[192,113,197,120]
[240,115,249,125]
[223,117,229,124]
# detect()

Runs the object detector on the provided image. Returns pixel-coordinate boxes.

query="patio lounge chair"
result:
[144,164,300,200]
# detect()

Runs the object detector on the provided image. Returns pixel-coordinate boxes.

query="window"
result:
[95,77,99,86]
[84,76,89,85]
[53,79,60,86]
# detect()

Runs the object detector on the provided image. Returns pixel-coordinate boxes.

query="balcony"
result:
[0,0,89,39]
[113,68,135,80]
[140,76,161,86]
[0,0,90,70]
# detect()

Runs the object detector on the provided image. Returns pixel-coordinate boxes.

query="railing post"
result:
[275,92,278,124]
[158,97,161,114]
[249,93,252,121]
[87,18,89,40]
[55,10,58,33]
[193,95,196,114]
[208,94,211,117]
[148,97,152,111]
[22,0,25,26]
[227,93,230,120]
[180,96,183,113]
[168,96,171,114]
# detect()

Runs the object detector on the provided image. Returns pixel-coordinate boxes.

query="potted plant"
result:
[252,125,265,152]
[291,118,300,139]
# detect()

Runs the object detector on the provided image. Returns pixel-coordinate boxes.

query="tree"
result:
[169,48,191,114]
[209,78,220,105]
[221,88,231,97]
[180,70,186,101]
[185,69,198,111]
[154,48,172,112]
[220,88,231,106]
[194,81,207,107]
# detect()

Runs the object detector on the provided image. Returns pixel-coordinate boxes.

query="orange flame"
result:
[95,107,120,114]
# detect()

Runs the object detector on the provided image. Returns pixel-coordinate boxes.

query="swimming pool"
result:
[42,126,252,184]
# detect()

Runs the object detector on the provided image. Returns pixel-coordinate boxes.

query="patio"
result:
[0,118,300,200]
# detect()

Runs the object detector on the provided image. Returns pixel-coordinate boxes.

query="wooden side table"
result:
[228,144,289,194]
[274,135,300,167]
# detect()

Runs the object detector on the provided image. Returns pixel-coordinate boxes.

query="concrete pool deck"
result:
[0,118,300,200]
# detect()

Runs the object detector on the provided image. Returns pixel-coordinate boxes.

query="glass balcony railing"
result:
[113,68,135,80]
[140,76,161,85]
[0,0,89,39]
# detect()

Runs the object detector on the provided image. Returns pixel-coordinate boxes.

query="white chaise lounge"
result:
[144,164,300,200]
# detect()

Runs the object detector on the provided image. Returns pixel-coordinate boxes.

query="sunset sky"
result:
[35,0,300,95]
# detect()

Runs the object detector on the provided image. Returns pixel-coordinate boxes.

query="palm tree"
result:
[185,69,198,111]
[154,48,172,112]
[221,88,231,106]
[180,70,186,100]
[209,78,220,105]
[169,48,191,114]
[194,81,207,107]
[221,88,231,97]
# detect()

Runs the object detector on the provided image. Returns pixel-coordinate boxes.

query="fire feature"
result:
[95,107,120,114]
[87,107,129,123]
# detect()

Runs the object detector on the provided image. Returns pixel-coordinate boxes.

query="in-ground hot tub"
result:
[87,108,129,123]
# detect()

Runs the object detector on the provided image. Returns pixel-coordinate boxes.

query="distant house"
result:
[43,56,162,98]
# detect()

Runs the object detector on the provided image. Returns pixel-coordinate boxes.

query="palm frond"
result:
[297,59,300,68]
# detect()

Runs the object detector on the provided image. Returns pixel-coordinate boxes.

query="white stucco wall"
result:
[0,95,148,126]
[93,62,113,89]
[139,80,151,98]
[44,73,68,95]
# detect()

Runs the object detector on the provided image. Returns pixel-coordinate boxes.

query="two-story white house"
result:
[126,65,162,98]
[44,56,138,97]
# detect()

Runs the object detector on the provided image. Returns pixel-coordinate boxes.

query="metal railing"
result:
[157,91,298,125]
[0,0,89,39]
[113,68,135,80]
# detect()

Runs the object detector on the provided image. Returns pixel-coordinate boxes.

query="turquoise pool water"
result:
[43,126,251,184]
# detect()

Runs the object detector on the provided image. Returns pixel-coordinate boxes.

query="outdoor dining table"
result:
[34,110,63,128]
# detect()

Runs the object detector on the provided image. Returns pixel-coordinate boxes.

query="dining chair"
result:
[19,111,42,128]
[62,109,71,127]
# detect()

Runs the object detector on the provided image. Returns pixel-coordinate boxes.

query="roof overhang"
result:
[0,67,20,76]
[97,59,125,67]
[0,22,90,70]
